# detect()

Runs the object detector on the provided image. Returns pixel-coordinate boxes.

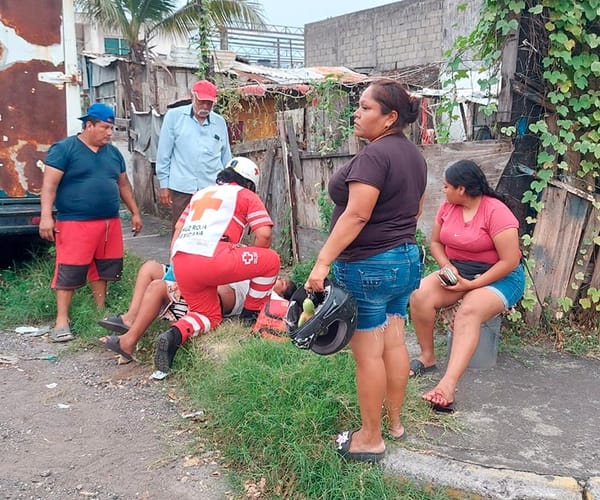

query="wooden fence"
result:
[526,181,600,323]
[233,131,513,263]
[128,111,514,262]
[126,106,600,325]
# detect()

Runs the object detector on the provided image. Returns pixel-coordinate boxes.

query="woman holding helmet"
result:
[305,79,427,462]
[153,157,280,379]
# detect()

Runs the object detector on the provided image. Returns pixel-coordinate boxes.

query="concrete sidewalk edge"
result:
[385,448,583,500]
[587,477,600,499]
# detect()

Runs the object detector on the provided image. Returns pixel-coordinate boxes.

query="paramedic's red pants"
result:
[172,242,280,343]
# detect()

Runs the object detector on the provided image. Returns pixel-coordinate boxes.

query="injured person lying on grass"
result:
[98,259,296,378]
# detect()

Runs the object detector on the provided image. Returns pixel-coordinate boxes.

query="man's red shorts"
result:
[51,218,124,289]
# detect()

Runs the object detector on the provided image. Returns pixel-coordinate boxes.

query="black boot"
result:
[154,326,182,374]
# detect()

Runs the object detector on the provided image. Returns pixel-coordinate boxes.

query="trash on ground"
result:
[181,410,206,420]
[26,355,57,361]
[150,370,168,380]
[57,403,70,409]
[0,353,57,363]
[46,383,58,389]
[15,326,51,337]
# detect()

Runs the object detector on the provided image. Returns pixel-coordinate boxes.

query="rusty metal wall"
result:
[236,98,278,142]
[0,0,67,198]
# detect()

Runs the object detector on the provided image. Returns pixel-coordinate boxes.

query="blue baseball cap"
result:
[78,103,115,124]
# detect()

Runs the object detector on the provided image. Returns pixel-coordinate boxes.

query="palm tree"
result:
[77,0,266,63]
[77,0,265,109]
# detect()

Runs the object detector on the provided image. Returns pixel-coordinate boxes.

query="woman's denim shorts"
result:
[484,262,526,309]
[333,243,423,331]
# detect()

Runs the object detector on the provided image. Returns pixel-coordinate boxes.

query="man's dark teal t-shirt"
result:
[45,135,126,221]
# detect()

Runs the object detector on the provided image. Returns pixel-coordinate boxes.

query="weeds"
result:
[290,255,318,286]
[0,248,158,347]
[0,246,455,499]
[186,335,454,499]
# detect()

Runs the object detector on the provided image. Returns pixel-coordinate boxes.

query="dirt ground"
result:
[0,328,233,500]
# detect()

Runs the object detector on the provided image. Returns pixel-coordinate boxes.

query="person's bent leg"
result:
[347,328,386,454]
[100,279,171,356]
[239,248,281,314]
[383,315,409,438]
[121,260,165,326]
[172,253,223,342]
[195,244,280,324]
[164,251,223,372]
[154,305,217,375]
[409,273,462,373]
[424,288,504,405]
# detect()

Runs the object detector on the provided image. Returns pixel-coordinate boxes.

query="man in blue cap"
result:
[39,103,143,342]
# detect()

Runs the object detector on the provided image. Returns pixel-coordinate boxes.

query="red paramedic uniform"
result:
[171,183,280,343]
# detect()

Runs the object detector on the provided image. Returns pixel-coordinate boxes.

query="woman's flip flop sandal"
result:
[409,359,437,377]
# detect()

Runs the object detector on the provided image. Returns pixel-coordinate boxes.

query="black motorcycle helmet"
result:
[286,279,357,355]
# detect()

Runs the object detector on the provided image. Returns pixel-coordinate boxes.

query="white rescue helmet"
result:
[227,157,260,188]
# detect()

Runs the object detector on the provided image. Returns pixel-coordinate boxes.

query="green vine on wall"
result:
[213,85,244,126]
[441,0,600,324]
[194,2,211,79]
[443,0,599,193]
[305,76,357,154]
[209,74,359,153]
[317,189,334,232]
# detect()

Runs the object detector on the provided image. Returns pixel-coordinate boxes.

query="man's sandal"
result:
[50,326,74,343]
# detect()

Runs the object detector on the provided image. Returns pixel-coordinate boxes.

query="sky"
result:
[257,0,398,27]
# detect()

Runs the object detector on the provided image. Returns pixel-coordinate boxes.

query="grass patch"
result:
[185,331,455,499]
[0,248,163,355]
[1,246,456,499]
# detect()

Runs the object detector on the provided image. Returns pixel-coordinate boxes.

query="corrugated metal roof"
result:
[161,48,369,86]
[221,59,368,85]
[84,48,369,87]
[83,50,492,104]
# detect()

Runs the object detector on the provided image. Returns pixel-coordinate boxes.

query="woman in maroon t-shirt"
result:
[305,79,427,462]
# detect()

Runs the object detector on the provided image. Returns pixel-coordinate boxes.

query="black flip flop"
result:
[98,315,128,334]
[409,359,437,378]
[335,430,385,463]
[98,335,133,361]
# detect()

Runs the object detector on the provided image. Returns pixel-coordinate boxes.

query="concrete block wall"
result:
[305,0,444,72]
[442,0,484,56]
[305,0,482,74]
